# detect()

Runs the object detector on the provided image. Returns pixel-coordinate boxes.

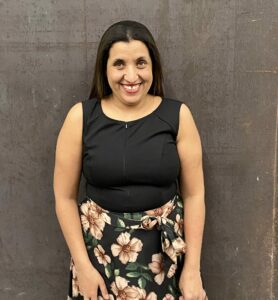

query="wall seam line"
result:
[270,88,278,300]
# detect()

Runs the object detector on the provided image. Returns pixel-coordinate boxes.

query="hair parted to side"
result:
[88,20,164,100]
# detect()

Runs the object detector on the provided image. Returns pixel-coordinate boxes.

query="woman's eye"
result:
[114,61,124,68]
[138,60,146,67]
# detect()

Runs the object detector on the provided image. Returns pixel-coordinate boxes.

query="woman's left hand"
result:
[178,268,207,300]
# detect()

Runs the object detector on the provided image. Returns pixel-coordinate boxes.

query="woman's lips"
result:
[120,83,142,94]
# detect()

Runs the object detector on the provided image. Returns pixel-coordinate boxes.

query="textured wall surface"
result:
[0,0,277,299]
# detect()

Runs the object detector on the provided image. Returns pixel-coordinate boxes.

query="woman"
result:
[53,20,207,300]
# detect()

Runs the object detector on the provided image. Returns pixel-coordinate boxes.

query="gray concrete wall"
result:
[0,1,277,299]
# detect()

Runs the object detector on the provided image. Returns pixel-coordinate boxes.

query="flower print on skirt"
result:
[67,193,186,300]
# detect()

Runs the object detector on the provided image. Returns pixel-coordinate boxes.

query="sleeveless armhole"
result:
[161,98,183,140]
[81,100,86,148]
[164,98,183,193]
[176,101,185,141]
[175,101,183,140]
[81,99,91,155]
[81,98,98,151]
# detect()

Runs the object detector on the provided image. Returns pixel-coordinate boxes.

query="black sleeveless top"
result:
[82,97,182,212]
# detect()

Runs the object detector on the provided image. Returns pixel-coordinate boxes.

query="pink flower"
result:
[134,287,157,300]
[94,244,111,266]
[167,263,177,278]
[145,200,175,218]
[162,238,177,263]
[111,232,143,264]
[148,253,165,285]
[172,237,187,255]
[80,200,111,239]
[110,276,139,299]
[174,214,184,236]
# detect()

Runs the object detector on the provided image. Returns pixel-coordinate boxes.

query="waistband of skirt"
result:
[79,193,183,228]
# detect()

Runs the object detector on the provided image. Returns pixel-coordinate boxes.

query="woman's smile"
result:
[120,82,142,94]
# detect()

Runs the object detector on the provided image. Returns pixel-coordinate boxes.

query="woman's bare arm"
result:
[176,103,207,299]
[53,102,91,270]
[176,103,205,271]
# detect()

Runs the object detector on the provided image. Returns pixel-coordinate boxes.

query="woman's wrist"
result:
[182,260,201,273]
[73,256,93,272]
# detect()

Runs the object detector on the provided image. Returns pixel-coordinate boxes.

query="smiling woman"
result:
[53,20,207,300]
[105,40,153,105]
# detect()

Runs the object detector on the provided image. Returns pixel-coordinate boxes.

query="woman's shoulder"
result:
[176,100,199,142]
[164,97,189,108]
[59,102,83,140]
[68,98,98,118]
[163,97,191,116]
[65,101,83,124]
[56,102,83,152]
[179,101,191,117]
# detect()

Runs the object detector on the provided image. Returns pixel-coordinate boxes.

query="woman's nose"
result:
[124,65,138,82]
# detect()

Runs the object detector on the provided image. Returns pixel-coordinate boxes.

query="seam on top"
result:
[81,100,86,148]
[154,111,177,139]
[176,101,183,139]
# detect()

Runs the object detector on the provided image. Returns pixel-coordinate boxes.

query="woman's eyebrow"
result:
[112,58,125,64]
[136,56,148,61]
[112,56,148,63]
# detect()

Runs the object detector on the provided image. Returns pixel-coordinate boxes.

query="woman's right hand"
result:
[76,263,110,300]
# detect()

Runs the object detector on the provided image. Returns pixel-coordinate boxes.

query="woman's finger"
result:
[99,279,109,300]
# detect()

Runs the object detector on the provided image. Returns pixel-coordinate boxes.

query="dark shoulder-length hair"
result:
[88,20,164,100]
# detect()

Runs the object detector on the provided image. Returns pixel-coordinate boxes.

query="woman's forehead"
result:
[108,40,150,59]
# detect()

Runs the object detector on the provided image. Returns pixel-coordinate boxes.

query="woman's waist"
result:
[85,182,179,212]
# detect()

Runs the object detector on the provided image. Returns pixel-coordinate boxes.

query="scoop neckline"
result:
[99,97,164,124]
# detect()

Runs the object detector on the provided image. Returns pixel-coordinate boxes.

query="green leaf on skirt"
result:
[123,213,132,219]
[141,273,153,281]
[131,212,143,220]
[139,264,149,270]
[126,272,141,278]
[138,277,146,289]
[177,200,183,208]
[168,284,175,294]
[114,269,120,276]
[92,238,98,246]
[126,262,139,271]
[117,218,126,227]
[114,227,126,232]
[105,265,111,278]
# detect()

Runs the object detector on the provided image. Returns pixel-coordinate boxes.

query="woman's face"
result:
[106,39,153,105]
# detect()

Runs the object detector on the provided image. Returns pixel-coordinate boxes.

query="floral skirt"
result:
[67,193,186,300]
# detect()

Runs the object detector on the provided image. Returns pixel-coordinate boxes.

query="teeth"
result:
[127,84,139,90]
[122,83,141,93]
